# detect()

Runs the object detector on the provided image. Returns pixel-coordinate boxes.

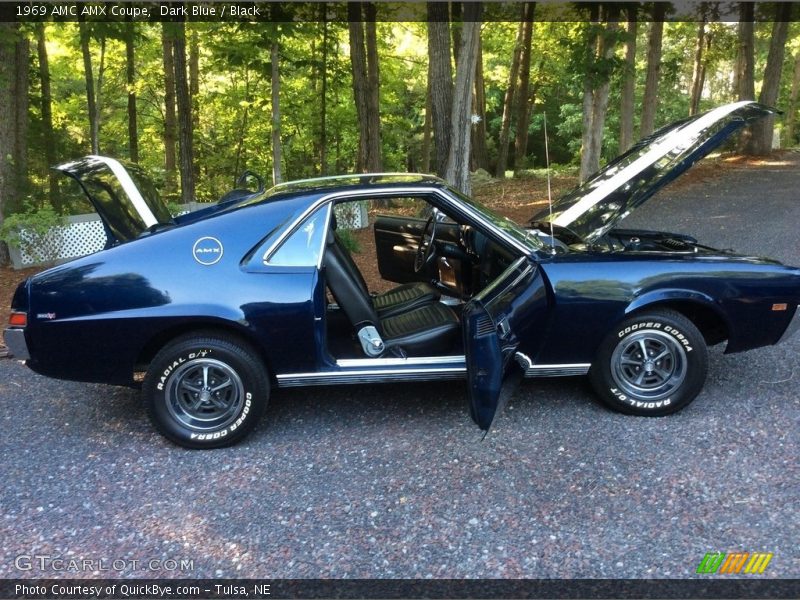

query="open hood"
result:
[530,102,778,243]
[55,155,174,245]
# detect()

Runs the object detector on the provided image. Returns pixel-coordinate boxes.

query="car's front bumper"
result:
[3,328,29,360]
[778,305,800,344]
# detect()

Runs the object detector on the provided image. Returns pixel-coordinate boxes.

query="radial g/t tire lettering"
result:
[143,333,269,448]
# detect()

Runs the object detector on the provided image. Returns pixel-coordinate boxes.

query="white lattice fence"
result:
[8,204,203,270]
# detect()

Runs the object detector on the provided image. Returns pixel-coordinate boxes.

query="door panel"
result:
[463,256,548,430]
[374,215,466,289]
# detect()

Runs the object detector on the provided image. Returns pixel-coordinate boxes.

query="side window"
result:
[267,204,330,267]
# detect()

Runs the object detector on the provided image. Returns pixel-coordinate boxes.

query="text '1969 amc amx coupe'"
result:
[5,101,800,448]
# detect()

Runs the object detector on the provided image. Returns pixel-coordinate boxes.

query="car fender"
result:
[624,287,730,335]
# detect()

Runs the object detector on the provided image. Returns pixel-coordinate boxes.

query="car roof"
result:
[262,172,449,201]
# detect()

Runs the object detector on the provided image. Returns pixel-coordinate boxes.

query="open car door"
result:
[463,256,548,430]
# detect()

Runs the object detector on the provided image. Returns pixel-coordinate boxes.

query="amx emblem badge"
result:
[192,236,224,265]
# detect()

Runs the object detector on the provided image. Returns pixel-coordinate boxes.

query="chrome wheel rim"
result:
[165,358,244,431]
[611,330,687,402]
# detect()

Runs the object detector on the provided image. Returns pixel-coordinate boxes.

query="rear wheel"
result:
[589,309,708,416]
[143,333,269,448]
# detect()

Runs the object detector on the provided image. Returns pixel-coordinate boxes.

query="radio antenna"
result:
[543,112,556,255]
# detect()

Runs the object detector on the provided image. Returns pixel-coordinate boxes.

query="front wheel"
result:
[589,309,708,416]
[143,333,269,448]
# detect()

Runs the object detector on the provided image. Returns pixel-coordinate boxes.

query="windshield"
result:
[447,185,544,251]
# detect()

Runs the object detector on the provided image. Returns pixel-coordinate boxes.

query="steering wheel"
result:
[414,214,438,273]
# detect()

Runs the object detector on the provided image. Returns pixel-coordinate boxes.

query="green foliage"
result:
[0,203,66,263]
[335,229,361,254]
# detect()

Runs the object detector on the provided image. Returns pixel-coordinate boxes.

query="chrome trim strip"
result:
[276,367,466,388]
[336,355,465,368]
[552,101,754,229]
[778,305,800,344]
[3,328,30,360]
[88,155,158,228]
[524,363,591,378]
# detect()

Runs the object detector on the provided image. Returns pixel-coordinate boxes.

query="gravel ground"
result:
[1,154,798,580]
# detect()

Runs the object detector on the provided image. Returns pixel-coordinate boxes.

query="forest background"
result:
[0,1,798,264]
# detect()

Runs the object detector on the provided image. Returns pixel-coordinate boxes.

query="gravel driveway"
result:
[1,154,798,581]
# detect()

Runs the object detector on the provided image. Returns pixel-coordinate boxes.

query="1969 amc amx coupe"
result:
[5,101,800,448]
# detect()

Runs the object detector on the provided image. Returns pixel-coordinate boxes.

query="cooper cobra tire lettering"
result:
[144,334,269,449]
[591,309,708,417]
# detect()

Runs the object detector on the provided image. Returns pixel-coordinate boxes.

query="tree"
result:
[125,20,139,162]
[428,2,453,176]
[271,40,282,184]
[735,2,755,101]
[79,21,100,153]
[318,13,328,175]
[513,2,536,169]
[444,3,482,195]
[348,3,382,173]
[579,5,620,182]
[173,22,196,203]
[36,22,59,207]
[785,50,800,147]
[471,36,489,171]
[744,3,791,155]
[0,23,29,263]
[161,24,178,196]
[495,13,525,177]
[688,7,707,116]
[364,3,382,172]
[640,4,666,137]
[619,4,638,152]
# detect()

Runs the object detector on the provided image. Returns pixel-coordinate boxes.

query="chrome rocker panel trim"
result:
[276,355,591,387]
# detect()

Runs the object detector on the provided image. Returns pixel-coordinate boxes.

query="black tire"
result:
[589,309,708,416]
[143,333,269,448]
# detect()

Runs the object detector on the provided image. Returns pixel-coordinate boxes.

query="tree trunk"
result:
[428,2,453,177]
[319,16,328,175]
[735,2,755,152]
[513,2,536,170]
[271,41,282,185]
[125,20,139,163]
[189,30,199,135]
[619,5,637,152]
[348,3,370,172]
[0,23,29,262]
[79,22,98,154]
[95,35,106,153]
[36,22,59,207]
[422,70,432,173]
[745,3,790,155]
[471,36,489,171]
[161,25,178,196]
[364,3,382,172]
[640,4,665,137]
[580,5,619,182]
[688,14,706,116]
[495,14,525,177]
[579,5,599,182]
[450,1,461,66]
[173,23,195,204]
[444,3,481,196]
[736,3,755,101]
[784,51,800,147]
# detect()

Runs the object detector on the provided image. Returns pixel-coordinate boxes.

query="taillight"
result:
[8,312,27,327]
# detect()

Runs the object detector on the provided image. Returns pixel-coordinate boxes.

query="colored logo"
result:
[696,552,773,574]
[192,237,224,265]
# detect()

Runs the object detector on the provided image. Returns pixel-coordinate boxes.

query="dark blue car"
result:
[5,101,800,448]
